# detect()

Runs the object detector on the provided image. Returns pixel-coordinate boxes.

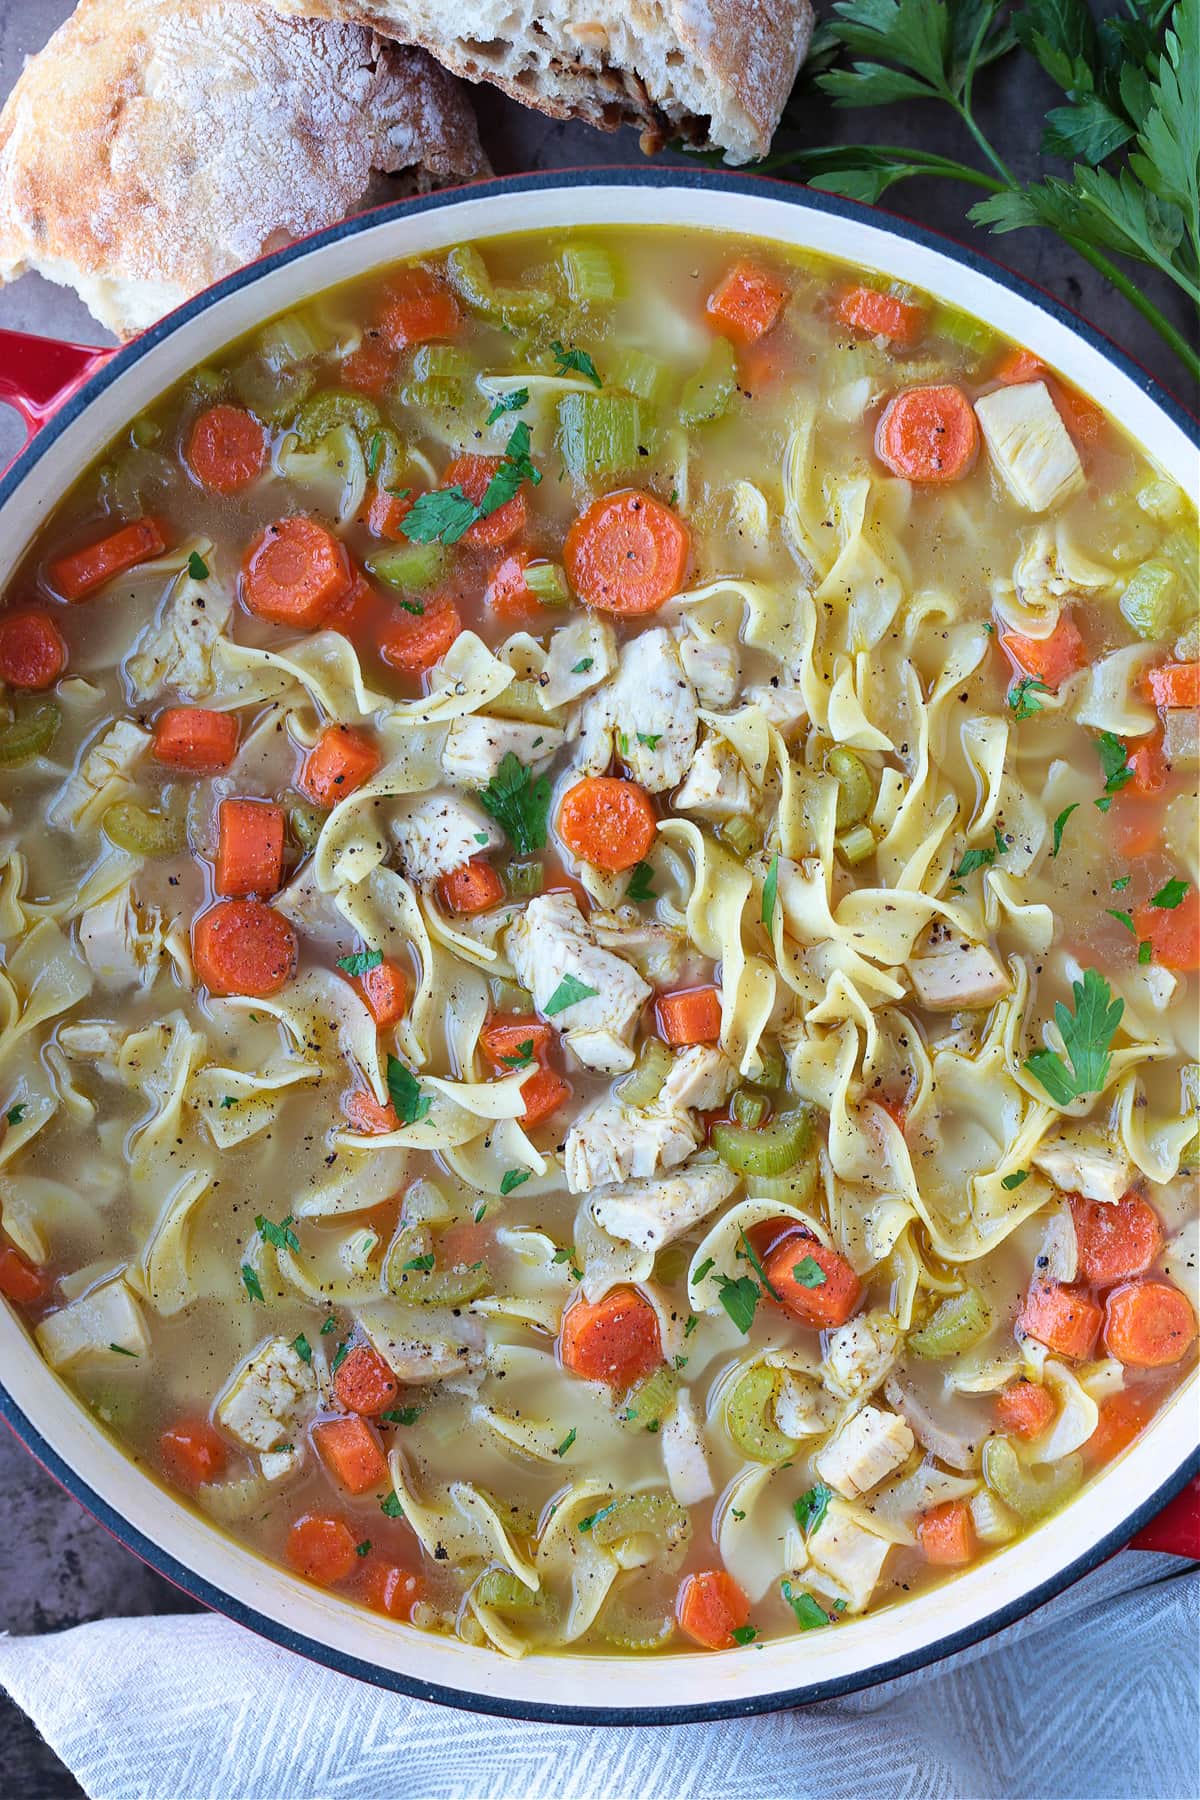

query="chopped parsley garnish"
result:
[781,1582,830,1630]
[544,973,599,1016]
[399,597,425,616]
[731,1625,758,1646]
[636,731,662,749]
[730,1507,746,1522]
[1112,875,1131,891]
[739,1228,781,1301]
[379,1492,404,1518]
[952,827,1008,880]
[626,860,656,902]
[401,1253,436,1273]
[1152,878,1189,909]
[108,1342,138,1357]
[474,831,490,845]
[555,1427,577,1457]
[379,1406,423,1426]
[355,1539,372,1558]
[241,1264,264,1303]
[1095,730,1133,804]
[1001,1169,1030,1190]
[1051,803,1078,859]
[291,1333,312,1364]
[477,751,551,855]
[402,422,540,544]
[385,1055,432,1126]
[365,432,383,478]
[551,339,601,387]
[320,1316,338,1335]
[499,1040,535,1068]
[268,1441,293,1455]
[578,1500,617,1534]
[330,1338,351,1374]
[1106,909,1136,934]
[715,1273,761,1334]
[1138,940,1153,965]
[186,550,209,580]
[486,387,529,426]
[794,1484,832,1534]
[500,1168,530,1195]
[683,1313,698,1337]
[1024,968,1124,1105]
[571,657,594,674]
[761,852,780,929]
[1008,675,1052,720]
[336,949,384,977]
[257,1213,301,1253]
[791,1255,827,1289]
[474,1202,488,1224]
[6,1104,25,1126]
[219,1095,238,1109]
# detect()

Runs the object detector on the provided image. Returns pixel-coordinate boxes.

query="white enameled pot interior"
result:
[0,179,1197,1716]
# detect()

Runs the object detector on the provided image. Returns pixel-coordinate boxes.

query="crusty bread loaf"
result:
[0,0,489,340]
[264,0,814,164]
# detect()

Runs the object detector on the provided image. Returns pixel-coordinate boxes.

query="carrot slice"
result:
[299,724,381,808]
[442,454,526,548]
[677,1569,751,1650]
[363,486,414,541]
[313,1415,388,1494]
[378,267,460,350]
[242,515,353,627]
[1111,792,1162,861]
[377,593,462,674]
[340,340,395,396]
[558,777,657,873]
[437,859,504,915]
[657,986,722,1047]
[705,259,789,345]
[995,1379,1056,1441]
[333,1344,400,1417]
[1128,731,1166,797]
[518,1065,570,1129]
[152,706,239,773]
[1104,1280,1197,1368]
[918,1499,975,1566]
[479,1016,553,1069]
[1147,661,1200,709]
[875,385,978,483]
[1001,615,1086,691]
[160,1416,227,1488]
[0,609,67,690]
[359,1557,424,1620]
[1070,1191,1163,1286]
[344,1089,400,1135]
[286,1512,358,1585]
[559,1289,663,1387]
[192,899,297,997]
[764,1231,862,1329]
[186,404,267,494]
[837,285,925,347]
[564,491,689,615]
[486,553,542,625]
[49,516,167,602]
[1018,1282,1103,1360]
[215,797,285,897]
[993,346,1044,385]
[1133,886,1199,971]
[1084,1387,1155,1463]
[352,958,409,1030]
[0,1244,49,1305]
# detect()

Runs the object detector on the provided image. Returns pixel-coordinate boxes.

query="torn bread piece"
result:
[265,0,815,165]
[0,0,489,339]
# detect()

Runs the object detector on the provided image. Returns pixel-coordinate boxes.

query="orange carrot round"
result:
[0,609,67,690]
[479,1015,553,1069]
[1133,887,1199,972]
[1146,661,1199,709]
[677,1569,751,1650]
[559,1289,662,1387]
[656,985,722,1047]
[1018,1281,1103,1360]
[192,899,297,997]
[837,285,925,347]
[764,1230,862,1330]
[0,1244,49,1306]
[558,776,657,873]
[312,1415,388,1494]
[160,1416,227,1489]
[242,515,353,628]
[441,454,527,548]
[1084,1387,1155,1463]
[995,1379,1056,1441]
[352,958,409,1030]
[343,1089,400,1135]
[875,384,979,483]
[334,1344,400,1417]
[214,797,285,898]
[1104,1280,1197,1368]
[49,516,167,602]
[359,1558,424,1620]
[378,266,460,350]
[437,858,504,915]
[152,706,239,772]
[186,404,267,494]
[918,1499,975,1566]
[286,1512,359,1585]
[1070,1191,1163,1286]
[706,259,789,345]
[299,724,381,808]
[377,593,462,674]
[564,490,689,614]
[340,341,395,396]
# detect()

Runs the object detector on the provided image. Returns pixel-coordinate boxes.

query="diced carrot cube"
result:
[918,1500,975,1566]
[706,259,789,346]
[214,798,285,897]
[1018,1282,1103,1360]
[313,1415,388,1494]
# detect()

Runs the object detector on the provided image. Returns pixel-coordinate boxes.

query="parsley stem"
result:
[1061,236,1200,388]
[761,144,1005,192]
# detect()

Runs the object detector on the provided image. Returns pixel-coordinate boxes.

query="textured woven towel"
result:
[0,1551,1196,1800]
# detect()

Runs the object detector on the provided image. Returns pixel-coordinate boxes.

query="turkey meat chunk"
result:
[592,1162,740,1255]
[576,627,698,792]
[564,1097,699,1192]
[505,891,650,1069]
[390,792,501,882]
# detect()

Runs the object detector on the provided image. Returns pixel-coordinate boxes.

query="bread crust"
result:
[0,0,489,338]
[263,0,814,164]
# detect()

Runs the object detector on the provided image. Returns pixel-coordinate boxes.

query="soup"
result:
[0,228,1196,1659]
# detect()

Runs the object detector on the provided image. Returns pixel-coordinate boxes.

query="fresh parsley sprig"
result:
[477,752,551,855]
[401,421,542,545]
[1024,967,1124,1104]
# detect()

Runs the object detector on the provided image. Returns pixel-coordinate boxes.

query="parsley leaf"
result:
[1009,675,1052,720]
[731,1625,758,1645]
[477,752,551,855]
[578,1501,618,1534]
[385,1055,432,1126]
[379,1492,404,1518]
[108,1342,138,1357]
[781,1581,830,1631]
[292,1333,312,1363]
[337,949,384,977]
[715,1273,760,1333]
[794,1483,832,1533]
[762,852,780,929]
[571,657,594,674]
[379,1406,423,1426]
[241,1264,264,1303]
[792,1255,827,1288]
[320,1316,338,1335]
[693,1258,715,1284]
[1106,908,1136,933]
[544,973,599,1016]
[499,1040,536,1068]
[1024,968,1124,1105]
[365,432,383,478]
[399,484,480,545]
[1138,939,1153,964]
[6,1103,25,1126]
[636,731,662,749]
[474,1202,488,1224]
[1051,803,1078,858]
[555,1426,577,1457]
[1096,730,1134,797]
[1152,878,1189,909]
[356,1538,372,1558]
[551,339,602,386]
[500,1168,530,1195]
[486,387,529,426]
[1112,874,1131,891]
[626,860,656,902]
[1001,1169,1030,1190]
[186,550,209,580]
[257,1213,300,1252]
[401,1253,436,1273]
[219,1095,238,1109]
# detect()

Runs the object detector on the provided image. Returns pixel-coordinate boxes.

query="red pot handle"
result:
[0,328,114,470]
[1131,1473,1200,1558]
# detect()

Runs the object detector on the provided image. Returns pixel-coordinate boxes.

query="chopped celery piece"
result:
[231,353,314,424]
[731,1089,769,1129]
[523,561,569,605]
[982,1435,1082,1521]
[258,311,331,368]
[367,542,445,592]
[130,415,161,449]
[711,1107,814,1178]
[1136,478,1185,521]
[749,1165,819,1207]
[679,337,736,427]
[909,1287,991,1358]
[726,1365,796,1462]
[474,1569,555,1617]
[825,745,873,828]
[609,348,674,407]
[557,392,650,478]
[0,702,61,767]
[505,860,544,898]
[590,1491,690,1565]
[1120,562,1178,639]
[445,245,551,324]
[837,823,876,866]
[365,425,407,490]
[410,343,472,381]
[188,366,228,401]
[102,801,185,858]
[561,242,619,304]
[617,1038,673,1109]
[598,1589,676,1651]
[653,1240,692,1287]
[717,817,757,860]
[293,388,380,449]
[491,680,568,728]
[755,1043,786,1092]
[620,1367,679,1432]
[930,305,996,358]
[1162,526,1199,596]
[490,979,534,1013]
[398,378,464,412]
[386,1225,492,1305]
[288,802,326,854]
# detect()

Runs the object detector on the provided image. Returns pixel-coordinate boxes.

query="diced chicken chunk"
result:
[565,1098,699,1192]
[126,560,234,700]
[822,1311,903,1404]
[577,627,698,792]
[48,719,152,830]
[661,1388,715,1505]
[807,1505,893,1613]
[658,1044,738,1113]
[539,617,617,709]
[78,886,167,990]
[774,1371,837,1437]
[1163,707,1200,770]
[590,908,686,984]
[592,1163,739,1254]
[673,735,755,822]
[744,679,808,734]
[217,1335,317,1452]
[442,715,564,785]
[390,792,501,882]
[975,382,1084,514]
[505,892,650,1067]
[1034,1130,1132,1206]
[357,1302,482,1382]
[563,1029,636,1075]
[907,937,1010,1012]
[35,1276,150,1371]
[815,1404,915,1499]
[677,631,739,708]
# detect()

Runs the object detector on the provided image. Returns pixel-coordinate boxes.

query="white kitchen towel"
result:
[0,1551,1196,1800]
